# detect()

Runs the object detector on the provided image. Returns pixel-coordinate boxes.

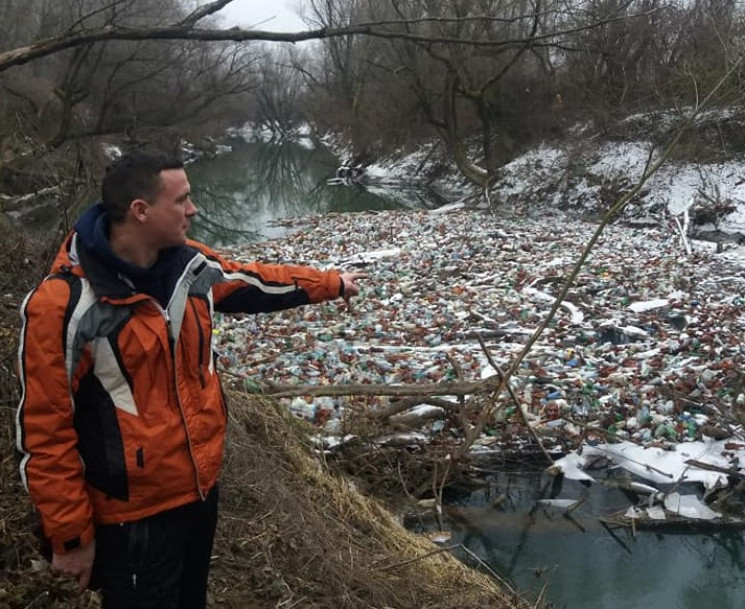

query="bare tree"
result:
[3,0,745,200]
[0,0,259,220]
[253,45,308,137]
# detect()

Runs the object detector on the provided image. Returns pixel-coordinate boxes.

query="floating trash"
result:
[214,208,745,470]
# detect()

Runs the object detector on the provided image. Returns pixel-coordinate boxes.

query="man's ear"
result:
[130,198,149,222]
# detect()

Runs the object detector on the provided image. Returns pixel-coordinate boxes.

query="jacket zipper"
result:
[99,254,208,501]
[188,299,207,388]
[159,303,206,501]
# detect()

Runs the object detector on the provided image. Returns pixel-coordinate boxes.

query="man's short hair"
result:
[102,151,184,223]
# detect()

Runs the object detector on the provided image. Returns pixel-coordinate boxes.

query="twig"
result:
[23,592,49,609]
[477,334,554,464]
[684,459,745,482]
[459,544,519,595]
[446,352,464,381]
[277,596,309,609]
[434,455,452,531]
[566,496,586,515]
[432,461,443,531]
[397,461,415,500]
[562,512,586,533]
[589,446,674,479]
[178,0,234,27]
[599,520,633,554]
[373,544,458,571]
[533,580,549,609]
[447,351,474,446]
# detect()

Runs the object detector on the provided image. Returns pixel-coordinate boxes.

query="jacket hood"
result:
[74,202,107,253]
[50,204,110,274]
[51,203,194,304]
[72,203,151,279]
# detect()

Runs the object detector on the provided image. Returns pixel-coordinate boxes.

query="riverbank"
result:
[0,230,534,609]
[215,204,745,523]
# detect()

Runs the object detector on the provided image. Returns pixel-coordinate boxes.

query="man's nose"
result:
[186,198,198,217]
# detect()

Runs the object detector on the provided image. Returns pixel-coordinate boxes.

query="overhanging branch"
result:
[179,0,236,27]
[0,9,658,74]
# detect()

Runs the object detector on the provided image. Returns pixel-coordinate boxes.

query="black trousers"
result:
[91,486,219,609]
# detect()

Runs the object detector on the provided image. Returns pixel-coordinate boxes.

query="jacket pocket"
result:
[74,370,129,501]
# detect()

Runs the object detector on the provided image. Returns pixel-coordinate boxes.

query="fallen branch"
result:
[476,335,553,464]
[684,459,745,482]
[226,373,501,399]
[373,544,458,572]
[371,396,461,420]
[390,408,448,429]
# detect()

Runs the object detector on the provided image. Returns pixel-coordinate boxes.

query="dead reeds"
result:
[211,388,532,609]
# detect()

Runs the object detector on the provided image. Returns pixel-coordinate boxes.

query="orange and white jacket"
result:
[16,231,343,554]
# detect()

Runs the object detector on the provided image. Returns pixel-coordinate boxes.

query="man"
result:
[15,150,365,608]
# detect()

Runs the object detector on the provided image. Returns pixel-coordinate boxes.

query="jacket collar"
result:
[57,231,200,303]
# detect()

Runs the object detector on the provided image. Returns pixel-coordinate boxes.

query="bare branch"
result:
[230,377,501,399]
[64,0,132,33]
[179,0,236,27]
[0,10,659,74]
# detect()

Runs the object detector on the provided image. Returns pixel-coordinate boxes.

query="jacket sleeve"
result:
[190,241,344,314]
[16,278,94,555]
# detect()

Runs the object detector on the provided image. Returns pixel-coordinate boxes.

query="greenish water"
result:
[187,138,443,246]
[430,474,745,609]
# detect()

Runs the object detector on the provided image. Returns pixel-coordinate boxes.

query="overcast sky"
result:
[215,0,307,31]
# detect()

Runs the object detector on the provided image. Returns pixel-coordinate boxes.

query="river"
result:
[189,139,745,609]
[186,137,445,245]
[432,472,745,608]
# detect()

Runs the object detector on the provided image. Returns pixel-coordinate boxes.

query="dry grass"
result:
[0,230,533,609]
[212,390,532,609]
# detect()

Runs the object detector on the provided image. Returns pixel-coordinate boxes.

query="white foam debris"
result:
[627,299,670,313]
[646,506,667,520]
[664,493,721,520]
[550,440,743,490]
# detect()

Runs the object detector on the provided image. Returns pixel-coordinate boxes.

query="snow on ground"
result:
[488,138,745,234]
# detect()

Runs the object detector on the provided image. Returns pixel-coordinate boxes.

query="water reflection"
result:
[186,139,443,247]
[431,473,745,608]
